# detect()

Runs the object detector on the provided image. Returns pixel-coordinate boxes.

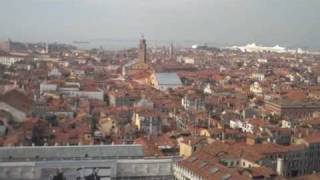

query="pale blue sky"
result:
[0,0,319,48]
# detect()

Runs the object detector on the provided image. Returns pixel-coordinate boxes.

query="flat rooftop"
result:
[266,99,320,108]
[0,145,144,162]
[155,73,182,86]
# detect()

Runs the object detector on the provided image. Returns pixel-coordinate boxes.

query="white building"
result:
[48,68,62,77]
[203,84,213,94]
[230,120,257,134]
[0,56,23,66]
[229,120,243,129]
[177,56,195,64]
[257,58,268,63]
[251,73,265,81]
[286,74,295,82]
[250,82,263,96]
[65,90,104,101]
[40,82,104,101]
[241,121,255,134]
[229,43,287,53]
[40,83,58,94]
[0,145,174,179]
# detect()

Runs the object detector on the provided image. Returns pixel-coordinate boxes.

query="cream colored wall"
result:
[179,142,193,158]
[99,116,114,135]
[80,133,93,145]
[200,129,210,137]
[134,113,141,130]
[239,159,259,168]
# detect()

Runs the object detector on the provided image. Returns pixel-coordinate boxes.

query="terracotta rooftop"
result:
[243,166,277,178]
[303,132,320,144]
[178,144,250,180]
[0,89,33,113]
[292,173,320,180]
[248,118,269,127]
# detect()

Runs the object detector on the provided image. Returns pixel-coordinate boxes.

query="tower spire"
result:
[139,35,147,64]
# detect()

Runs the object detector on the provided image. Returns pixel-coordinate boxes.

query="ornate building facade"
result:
[125,37,157,86]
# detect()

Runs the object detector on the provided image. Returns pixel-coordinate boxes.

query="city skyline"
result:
[0,0,320,49]
[2,1,320,179]
[1,26,320,180]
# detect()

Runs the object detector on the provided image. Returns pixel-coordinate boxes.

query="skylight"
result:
[221,174,232,180]
[188,157,197,162]
[210,167,219,174]
[199,161,208,168]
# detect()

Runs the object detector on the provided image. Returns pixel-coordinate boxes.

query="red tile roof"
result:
[0,89,33,113]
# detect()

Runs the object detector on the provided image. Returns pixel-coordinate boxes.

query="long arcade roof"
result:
[0,144,144,161]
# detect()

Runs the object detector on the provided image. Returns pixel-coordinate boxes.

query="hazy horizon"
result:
[1,0,319,49]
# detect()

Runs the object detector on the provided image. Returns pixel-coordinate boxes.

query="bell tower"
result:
[139,35,147,64]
